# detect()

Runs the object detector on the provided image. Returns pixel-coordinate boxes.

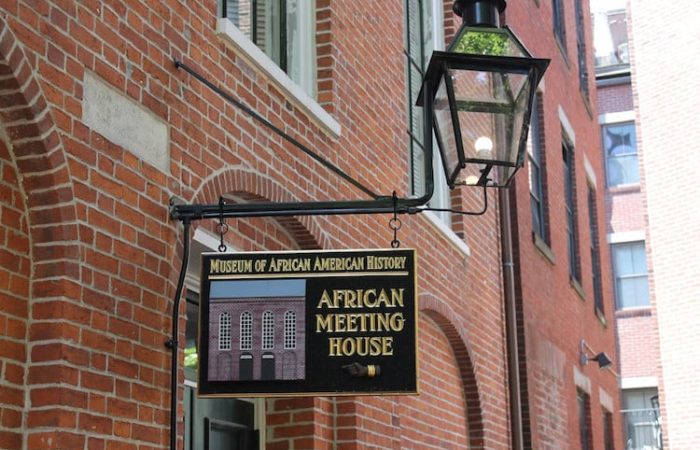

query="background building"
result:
[0,1,621,449]
[506,0,623,448]
[593,0,700,448]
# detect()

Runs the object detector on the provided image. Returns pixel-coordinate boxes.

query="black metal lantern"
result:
[418,0,550,188]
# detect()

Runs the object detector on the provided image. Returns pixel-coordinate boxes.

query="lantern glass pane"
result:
[450,27,528,58]
[446,65,535,186]
[434,77,461,180]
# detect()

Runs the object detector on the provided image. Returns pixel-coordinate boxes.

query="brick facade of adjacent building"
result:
[627,0,700,447]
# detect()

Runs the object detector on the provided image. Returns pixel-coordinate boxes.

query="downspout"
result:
[500,188,524,450]
[167,219,191,450]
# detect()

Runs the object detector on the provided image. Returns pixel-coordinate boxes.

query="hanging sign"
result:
[197,248,417,397]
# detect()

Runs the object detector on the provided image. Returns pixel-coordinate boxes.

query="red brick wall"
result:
[597,67,657,398]
[505,0,624,449]
[0,138,29,450]
[615,310,659,379]
[0,1,518,449]
[597,83,634,114]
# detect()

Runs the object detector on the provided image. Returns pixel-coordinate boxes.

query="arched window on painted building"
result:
[261,311,275,380]
[239,311,254,380]
[262,311,274,350]
[240,311,253,350]
[284,310,296,350]
[219,312,232,350]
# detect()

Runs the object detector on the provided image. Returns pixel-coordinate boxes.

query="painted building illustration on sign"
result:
[208,279,306,382]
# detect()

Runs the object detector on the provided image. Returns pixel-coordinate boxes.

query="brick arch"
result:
[0,18,78,450]
[0,19,78,253]
[192,168,328,250]
[419,293,485,449]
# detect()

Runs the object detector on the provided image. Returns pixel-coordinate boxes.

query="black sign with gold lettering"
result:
[197,249,417,397]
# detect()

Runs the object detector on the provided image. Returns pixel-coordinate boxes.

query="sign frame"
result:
[197,248,419,398]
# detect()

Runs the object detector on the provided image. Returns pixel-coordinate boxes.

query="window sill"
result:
[595,307,607,328]
[615,306,652,318]
[606,183,641,194]
[555,36,570,69]
[422,211,471,257]
[532,232,555,265]
[580,89,593,119]
[215,18,341,138]
[571,277,586,301]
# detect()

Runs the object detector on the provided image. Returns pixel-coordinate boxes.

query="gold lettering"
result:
[334,313,347,332]
[328,337,342,356]
[327,336,395,356]
[382,337,393,355]
[317,290,336,309]
[209,259,253,274]
[346,314,359,332]
[313,256,365,271]
[316,314,332,333]
[315,313,404,332]
[269,257,310,272]
[322,288,404,309]
[367,256,407,271]
[390,313,405,332]
[392,288,404,308]
[363,289,377,307]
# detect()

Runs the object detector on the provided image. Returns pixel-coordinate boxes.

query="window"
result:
[552,0,567,50]
[219,312,232,350]
[183,231,264,449]
[406,0,450,222]
[563,139,580,281]
[577,390,592,450]
[222,0,316,96]
[574,0,589,98]
[612,241,649,308]
[262,311,274,350]
[240,311,253,350]
[528,94,548,241]
[603,410,615,450]
[603,122,639,186]
[284,310,296,349]
[591,0,629,73]
[588,187,604,314]
[622,388,662,450]
[184,291,260,450]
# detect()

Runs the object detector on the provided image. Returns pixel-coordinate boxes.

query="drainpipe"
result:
[500,188,524,450]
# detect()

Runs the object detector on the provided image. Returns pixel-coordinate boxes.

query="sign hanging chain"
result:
[389,191,402,248]
[217,197,229,252]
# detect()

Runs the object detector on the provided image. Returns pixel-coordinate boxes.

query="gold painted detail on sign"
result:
[208,254,408,275]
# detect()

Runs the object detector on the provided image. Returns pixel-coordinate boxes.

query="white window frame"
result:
[599,111,638,187]
[262,310,275,350]
[425,0,450,226]
[284,310,296,349]
[216,2,341,137]
[218,312,232,350]
[608,235,649,309]
[240,311,253,350]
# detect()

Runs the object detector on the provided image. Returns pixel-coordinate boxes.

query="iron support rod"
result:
[168,76,436,223]
[169,198,420,221]
[168,219,191,450]
[174,59,380,200]
[165,74,438,449]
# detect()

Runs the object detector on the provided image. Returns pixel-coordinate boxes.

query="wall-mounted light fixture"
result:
[580,339,613,369]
